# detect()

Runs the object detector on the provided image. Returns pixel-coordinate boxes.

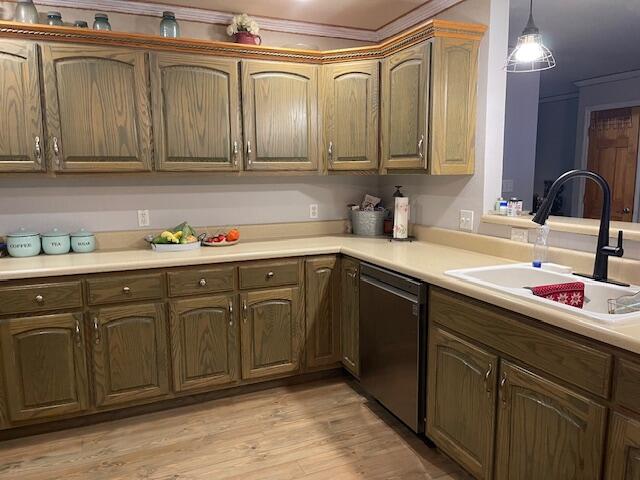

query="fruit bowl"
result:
[202,238,240,247]
[202,228,240,247]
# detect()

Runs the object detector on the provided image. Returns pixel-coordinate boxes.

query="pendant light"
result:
[506,0,556,72]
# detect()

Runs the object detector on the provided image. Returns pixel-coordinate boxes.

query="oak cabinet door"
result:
[340,257,360,377]
[426,327,497,480]
[0,40,44,172]
[0,313,89,422]
[241,60,319,171]
[151,53,243,171]
[429,37,478,175]
[322,61,379,171]
[381,42,430,171]
[495,361,607,480]
[91,303,169,407]
[606,413,640,480]
[305,256,340,369]
[42,45,152,172]
[169,294,240,393]
[240,287,303,379]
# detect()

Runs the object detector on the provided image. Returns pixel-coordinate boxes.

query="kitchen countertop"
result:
[1,235,640,355]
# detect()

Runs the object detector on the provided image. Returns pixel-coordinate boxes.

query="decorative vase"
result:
[47,11,63,26]
[93,13,111,31]
[14,0,39,24]
[234,31,262,45]
[159,11,180,38]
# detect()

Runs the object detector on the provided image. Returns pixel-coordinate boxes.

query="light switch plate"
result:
[510,227,529,243]
[459,210,474,231]
[137,209,150,227]
[502,179,514,193]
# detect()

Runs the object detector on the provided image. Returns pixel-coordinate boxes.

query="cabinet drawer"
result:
[615,358,640,414]
[0,282,82,315]
[86,273,164,305]
[430,288,613,398]
[167,266,235,297]
[239,260,299,290]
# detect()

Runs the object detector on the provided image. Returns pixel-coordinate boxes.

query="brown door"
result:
[606,412,640,480]
[495,360,607,480]
[426,327,498,480]
[305,256,341,369]
[0,40,45,172]
[584,107,640,221]
[240,287,303,379]
[0,313,89,422]
[340,257,360,377]
[380,42,430,171]
[242,60,319,171]
[91,303,170,408]
[169,294,240,393]
[41,44,152,172]
[150,53,243,172]
[322,61,379,171]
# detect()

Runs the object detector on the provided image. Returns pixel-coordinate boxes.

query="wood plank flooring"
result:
[0,378,471,480]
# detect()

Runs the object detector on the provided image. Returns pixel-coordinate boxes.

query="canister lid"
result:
[7,227,38,238]
[71,228,94,238]
[42,227,69,237]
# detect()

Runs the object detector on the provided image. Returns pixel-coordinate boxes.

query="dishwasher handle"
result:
[360,274,421,310]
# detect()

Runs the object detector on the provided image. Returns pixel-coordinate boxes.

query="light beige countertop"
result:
[1,234,640,355]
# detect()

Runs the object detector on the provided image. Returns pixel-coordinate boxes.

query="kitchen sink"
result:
[446,263,640,324]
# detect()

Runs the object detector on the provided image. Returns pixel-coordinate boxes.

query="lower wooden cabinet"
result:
[426,327,497,480]
[305,256,340,369]
[606,413,640,480]
[0,312,89,422]
[495,361,607,480]
[340,257,360,377]
[169,294,240,393]
[240,287,304,380]
[90,303,170,408]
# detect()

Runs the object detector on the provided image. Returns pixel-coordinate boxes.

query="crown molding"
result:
[574,69,640,88]
[29,0,466,43]
[538,92,579,104]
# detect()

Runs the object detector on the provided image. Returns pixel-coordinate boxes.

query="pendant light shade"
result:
[506,0,556,72]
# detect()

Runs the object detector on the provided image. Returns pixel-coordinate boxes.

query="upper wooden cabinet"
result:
[322,61,379,171]
[0,313,89,422]
[0,41,44,172]
[305,256,341,369]
[429,37,479,175]
[90,302,170,408]
[41,44,153,172]
[150,53,243,172]
[495,361,606,480]
[241,61,319,171]
[381,42,431,171]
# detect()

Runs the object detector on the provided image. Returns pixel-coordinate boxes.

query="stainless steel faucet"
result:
[532,170,626,285]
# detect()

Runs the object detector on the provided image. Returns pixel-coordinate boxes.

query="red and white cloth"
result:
[529,282,585,309]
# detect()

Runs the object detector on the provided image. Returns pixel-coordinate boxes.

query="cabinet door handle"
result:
[233,141,239,166]
[246,140,252,165]
[484,363,493,393]
[34,136,42,165]
[228,299,234,326]
[93,317,100,344]
[418,134,424,160]
[499,372,508,406]
[328,141,333,159]
[52,136,61,167]
[242,299,247,323]
[74,319,82,345]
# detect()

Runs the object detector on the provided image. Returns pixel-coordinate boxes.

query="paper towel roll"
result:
[393,197,409,239]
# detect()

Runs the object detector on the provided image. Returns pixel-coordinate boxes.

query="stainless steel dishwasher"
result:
[359,263,427,434]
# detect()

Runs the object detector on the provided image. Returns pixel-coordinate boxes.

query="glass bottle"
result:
[47,11,63,26]
[93,13,111,31]
[14,0,39,24]
[159,11,180,38]
[73,20,88,28]
[532,223,549,267]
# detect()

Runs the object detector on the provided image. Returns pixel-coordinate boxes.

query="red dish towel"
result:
[529,282,585,308]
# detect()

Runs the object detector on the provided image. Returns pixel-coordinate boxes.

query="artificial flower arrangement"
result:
[226,13,260,37]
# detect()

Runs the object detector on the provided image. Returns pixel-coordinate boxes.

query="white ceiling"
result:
[509,0,640,97]
[128,0,431,30]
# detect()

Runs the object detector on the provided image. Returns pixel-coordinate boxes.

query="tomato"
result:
[226,229,240,242]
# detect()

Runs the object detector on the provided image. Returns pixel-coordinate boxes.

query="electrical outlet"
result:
[137,209,150,227]
[459,210,474,231]
[502,179,514,193]
[309,204,319,219]
[510,227,529,243]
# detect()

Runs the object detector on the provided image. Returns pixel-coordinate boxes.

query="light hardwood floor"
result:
[0,378,471,480]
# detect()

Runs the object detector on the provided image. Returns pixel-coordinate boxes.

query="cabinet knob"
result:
[199,278,207,287]
[35,294,44,304]
[623,207,631,214]
[122,286,131,294]
[266,271,275,279]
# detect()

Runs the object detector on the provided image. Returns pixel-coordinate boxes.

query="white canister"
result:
[393,197,409,239]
